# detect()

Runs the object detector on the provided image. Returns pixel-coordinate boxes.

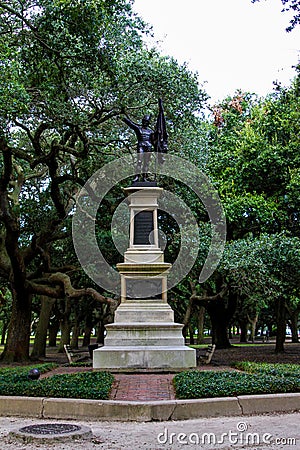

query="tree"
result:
[0,286,11,344]
[252,0,300,31]
[0,0,207,362]
[202,79,300,351]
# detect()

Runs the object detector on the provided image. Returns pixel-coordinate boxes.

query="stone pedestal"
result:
[93,184,196,371]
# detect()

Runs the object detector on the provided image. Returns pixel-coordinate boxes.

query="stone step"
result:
[104,322,185,347]
[93,346,196,370]
[114,303,174,323]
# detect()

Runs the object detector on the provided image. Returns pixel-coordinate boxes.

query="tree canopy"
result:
[0,0,299,360]
[0,0,207,361]
[252,0,300,31]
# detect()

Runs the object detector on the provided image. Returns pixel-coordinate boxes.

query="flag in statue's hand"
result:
[154,98,168,163]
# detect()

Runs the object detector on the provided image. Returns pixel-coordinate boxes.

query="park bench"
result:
[63,344,91,365]
[196,343,216,365]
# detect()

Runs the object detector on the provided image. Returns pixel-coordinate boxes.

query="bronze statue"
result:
[122,114,154,181]
[122,99,168,182]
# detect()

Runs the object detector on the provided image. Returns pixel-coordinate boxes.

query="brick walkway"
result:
[110,374,175,401]
[41,365,236,401]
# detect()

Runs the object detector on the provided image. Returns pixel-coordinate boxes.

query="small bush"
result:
[0,363,58,383]
[0,364,114,400]
[234,361,300,379]
[69,361,92,367]
[37,371,114,399]
[173,370,299,399]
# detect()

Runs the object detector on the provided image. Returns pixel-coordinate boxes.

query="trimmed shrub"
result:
[173,370,299,399]
[234,361,300,379]
[0,363,58,383]
[69,361,92,367]
[0,364,114,400]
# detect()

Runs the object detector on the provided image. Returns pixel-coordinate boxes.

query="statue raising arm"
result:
[122,113,154,181]
[122,114,154,153]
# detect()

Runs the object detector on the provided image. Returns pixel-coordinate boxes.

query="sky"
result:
[132,0,300,104]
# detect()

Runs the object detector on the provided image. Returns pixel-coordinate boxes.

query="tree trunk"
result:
[56,297,72,352]
[196,306,205,345]
[289,311,299,343]
[48,319,60,347]
[207,302,231,348]
[31,296,56,359]
[1,289,32,362]
[213,319,231,348]
[248,315,258,343]
[70,320,80,349]
[275,297,286,353]
[188,325,194,345]
[1,321,8,345]
[58,317,71,352]
[207,297,235,349]
[290,317,299,343]
[239,319,248,343]
[96,321,106,345]
[82,323,93,347]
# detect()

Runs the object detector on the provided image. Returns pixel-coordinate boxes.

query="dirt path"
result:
[1,412,300,449]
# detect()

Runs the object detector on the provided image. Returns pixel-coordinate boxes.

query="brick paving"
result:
[109,366,238,401]
[40,365,235,401]
[40,365,177,401]
[39,342,300,403]
[110,373,176,401]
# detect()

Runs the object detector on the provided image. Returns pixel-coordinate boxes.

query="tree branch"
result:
[0,138,12,191]
[183,282,228,326]
[27,272,119,308]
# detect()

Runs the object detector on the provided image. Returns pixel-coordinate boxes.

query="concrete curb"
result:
[0,393,299,422]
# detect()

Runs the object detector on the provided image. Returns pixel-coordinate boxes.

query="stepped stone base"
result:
[93,345,196,370]
[102,322,185,347]
[114,299,174,323]
[93,307,196,370]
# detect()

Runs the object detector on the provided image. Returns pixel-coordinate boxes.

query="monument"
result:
[93,100,196,370]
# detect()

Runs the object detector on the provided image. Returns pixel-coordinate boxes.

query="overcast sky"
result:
[133,0,300,104]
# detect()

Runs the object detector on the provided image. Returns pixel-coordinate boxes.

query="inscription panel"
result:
[126,278,162,299]
[133,210,154,245]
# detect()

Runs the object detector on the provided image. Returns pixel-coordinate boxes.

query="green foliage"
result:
[0,364,114,399]
[0,363,58,381]
[208,80,300,239]
[195,79,300,346]
[251,0,300,32]
[234,361,300,378]
[0,0,207,362]
[69,361,93,367]
[173,369,299,399]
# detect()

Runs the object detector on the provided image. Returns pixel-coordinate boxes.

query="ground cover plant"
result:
[173,366,300,399]
[0,364,114,400]
[235,361,300,379]
[69,361,93,367]
[0,363,57,378]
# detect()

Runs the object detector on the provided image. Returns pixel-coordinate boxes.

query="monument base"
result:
[93,345,195,371]
[92,184,196,371]
[93,299,196,371]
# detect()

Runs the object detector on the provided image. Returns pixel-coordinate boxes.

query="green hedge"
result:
[0,364,114,400]
[69,361,92,367]
[0,363,57,381]
[173,369,300,399]
[234,361,300,379]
